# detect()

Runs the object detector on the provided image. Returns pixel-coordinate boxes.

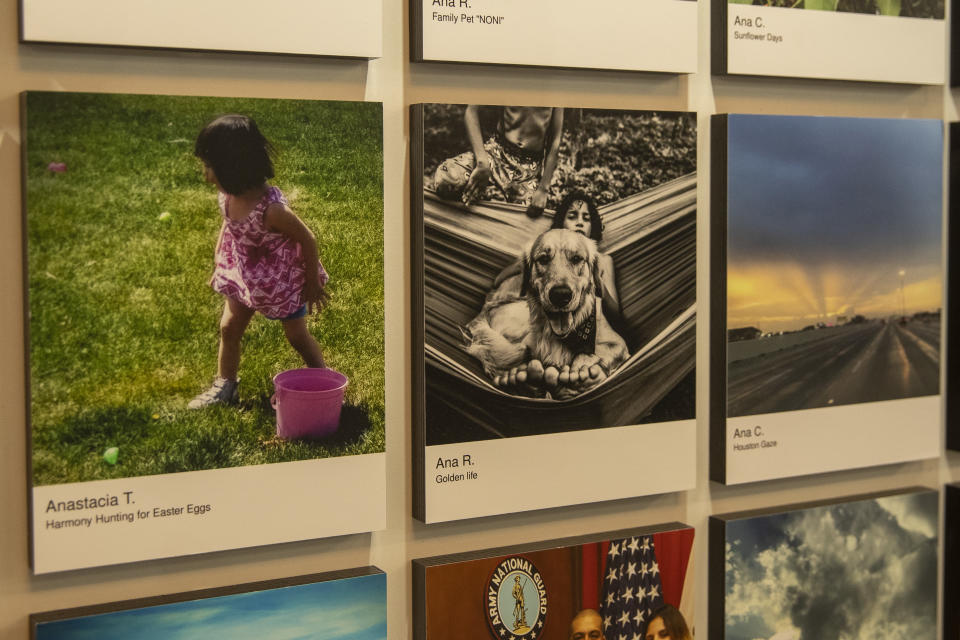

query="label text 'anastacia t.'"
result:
[46,491,134,513]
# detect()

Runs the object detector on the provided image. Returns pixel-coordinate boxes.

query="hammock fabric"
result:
[423,172,696,444]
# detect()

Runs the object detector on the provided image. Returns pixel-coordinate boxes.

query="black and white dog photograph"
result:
[413,103,697,445]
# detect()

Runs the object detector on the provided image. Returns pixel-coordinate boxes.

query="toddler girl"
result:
[188,114,329,409]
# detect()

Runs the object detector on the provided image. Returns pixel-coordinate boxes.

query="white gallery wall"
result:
[0,0,957,638]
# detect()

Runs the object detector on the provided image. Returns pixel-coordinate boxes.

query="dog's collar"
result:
[561,307,596,353]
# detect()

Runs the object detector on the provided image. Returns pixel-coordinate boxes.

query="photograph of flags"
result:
[583,530,695,639]
[414,525,694,640]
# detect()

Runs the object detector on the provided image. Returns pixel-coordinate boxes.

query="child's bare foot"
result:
[566,364,607,391]
[491,359,608,398]
[492,360,547,396]
[546,362,608,399]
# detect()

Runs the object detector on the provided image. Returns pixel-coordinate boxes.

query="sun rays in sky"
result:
[725,115,943,332]
[727,261,942,332]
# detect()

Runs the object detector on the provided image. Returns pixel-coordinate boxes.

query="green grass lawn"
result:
[25,92,384,486]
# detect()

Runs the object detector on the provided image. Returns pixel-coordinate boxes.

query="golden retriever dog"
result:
[463,228,629,398]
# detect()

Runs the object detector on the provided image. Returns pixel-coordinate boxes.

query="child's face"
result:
[201,161,222,191]
[562,200,592,238]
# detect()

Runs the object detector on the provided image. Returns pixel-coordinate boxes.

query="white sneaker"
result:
[187,377,239,409]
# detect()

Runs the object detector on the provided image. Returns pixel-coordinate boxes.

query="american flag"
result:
[599,535,664,640]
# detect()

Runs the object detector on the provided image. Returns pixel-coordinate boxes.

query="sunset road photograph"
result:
[724,115,942,418]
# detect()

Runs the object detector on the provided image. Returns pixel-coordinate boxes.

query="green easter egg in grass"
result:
[103,446,119,465]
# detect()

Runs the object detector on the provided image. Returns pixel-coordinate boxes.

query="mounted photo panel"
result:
[411,0,697,73]
[949,123,960,451]
[953,0,960,85]
[31,567,386,639]
[411,103,697,522]
[712,0,945,83]
[709,488,938,640]
[946,484,960,640]
[23,91,385,573]
[413,524,695,640]
[710,114,942,485]
[20,0,382,58]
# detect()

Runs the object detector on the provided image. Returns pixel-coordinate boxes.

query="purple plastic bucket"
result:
[271,368,348,439]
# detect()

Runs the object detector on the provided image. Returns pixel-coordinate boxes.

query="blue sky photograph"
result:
[723,492,938,640]
[35,572,386,640]
[726,115,942,332]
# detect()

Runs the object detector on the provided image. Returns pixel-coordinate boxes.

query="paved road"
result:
[728,320,940,417]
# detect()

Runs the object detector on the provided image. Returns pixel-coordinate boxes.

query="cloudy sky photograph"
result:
[726,115,942,333]
[723,491,938,640]
[35,572,386,640]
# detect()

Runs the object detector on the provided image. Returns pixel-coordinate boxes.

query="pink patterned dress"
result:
[210,186,328,318]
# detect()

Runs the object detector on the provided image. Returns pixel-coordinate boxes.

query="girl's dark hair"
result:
[645,604,692,640]
[550,190,603,242]
[194,115,275,195]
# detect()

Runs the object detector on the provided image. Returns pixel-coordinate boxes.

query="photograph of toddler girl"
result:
[24,91,384,486]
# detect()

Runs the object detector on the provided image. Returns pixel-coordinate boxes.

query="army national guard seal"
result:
[485,557,547,639]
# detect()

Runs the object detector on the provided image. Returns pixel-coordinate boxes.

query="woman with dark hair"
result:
[644,604,692,640]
